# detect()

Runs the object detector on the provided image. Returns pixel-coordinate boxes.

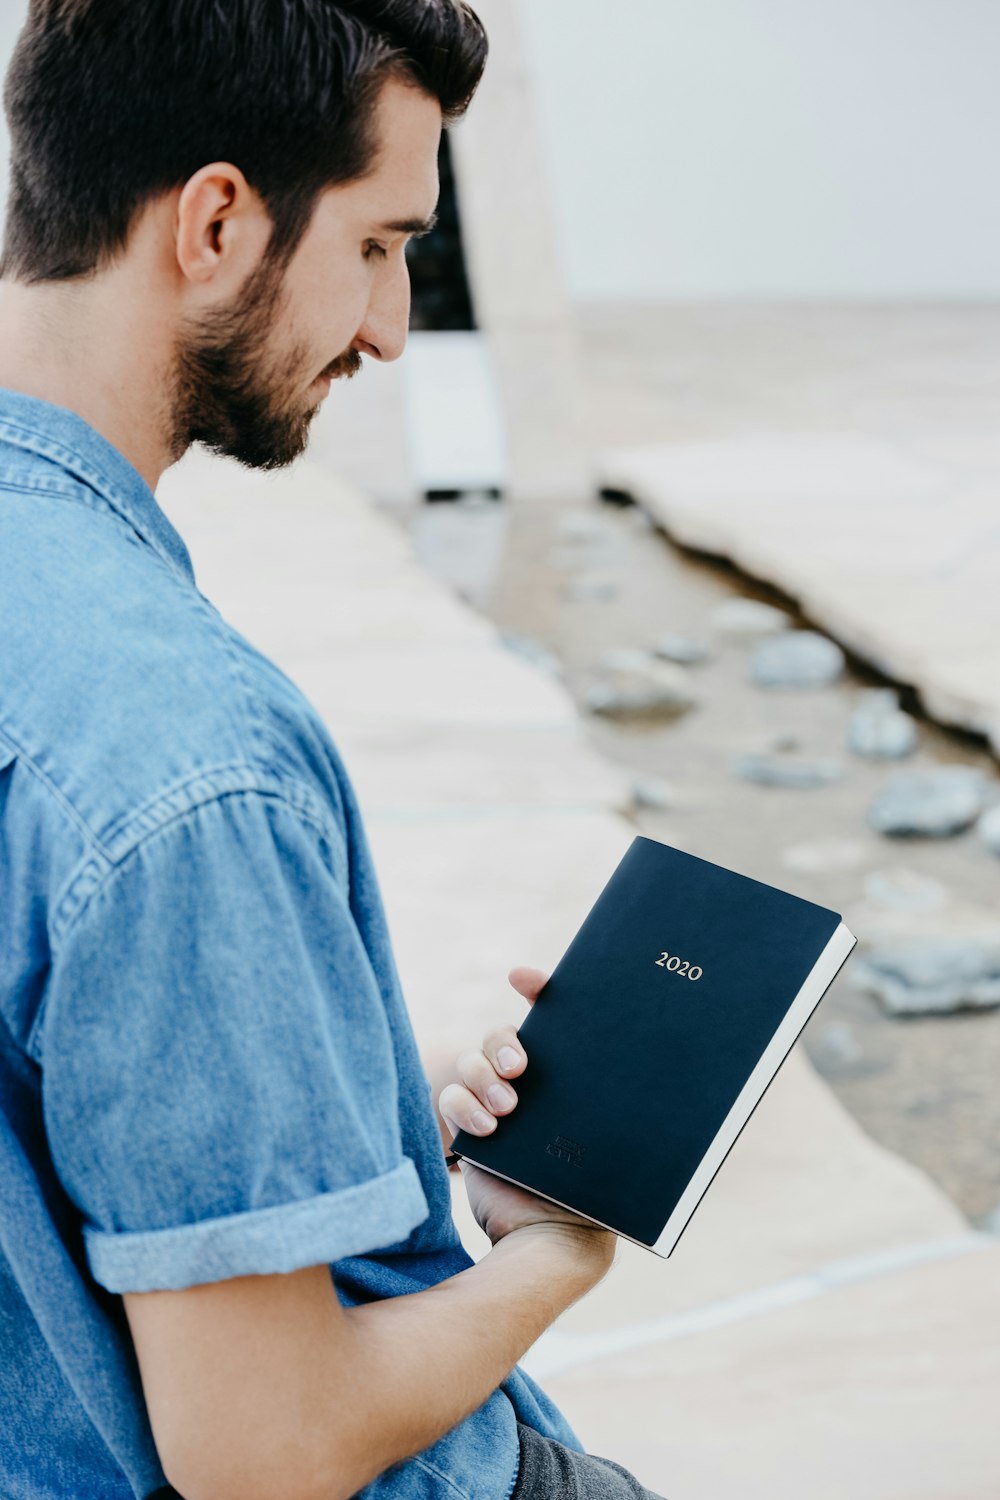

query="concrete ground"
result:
[158,444,1000,1499]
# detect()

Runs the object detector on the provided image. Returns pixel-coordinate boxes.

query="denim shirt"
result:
[0,388,584,1499]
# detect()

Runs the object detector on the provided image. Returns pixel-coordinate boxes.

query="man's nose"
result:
[353,258,411,363]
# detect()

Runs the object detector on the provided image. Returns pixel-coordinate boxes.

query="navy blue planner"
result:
[449,835,857,1256]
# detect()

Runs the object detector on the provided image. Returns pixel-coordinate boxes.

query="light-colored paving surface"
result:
[157,446,1000,1498]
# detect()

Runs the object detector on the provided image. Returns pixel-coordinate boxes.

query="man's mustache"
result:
[323,348,363,381]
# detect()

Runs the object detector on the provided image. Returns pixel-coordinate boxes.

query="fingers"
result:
[508,965,549,1004]
[438,1029,527,1139]
[438,1079,499,1138]
[483,1022,527,1079]
[436,977,544,1142]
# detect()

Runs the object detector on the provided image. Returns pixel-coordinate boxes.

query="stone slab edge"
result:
[600,448,1000,757]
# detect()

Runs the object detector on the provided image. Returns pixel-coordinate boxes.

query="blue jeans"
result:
[511,1422,668,1499]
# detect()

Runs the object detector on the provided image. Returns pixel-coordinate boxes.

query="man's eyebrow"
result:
[374,212,439,238]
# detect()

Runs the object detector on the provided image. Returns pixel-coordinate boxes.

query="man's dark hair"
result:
[0,0,487,284]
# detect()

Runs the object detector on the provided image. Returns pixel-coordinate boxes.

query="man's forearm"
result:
[333,1226,612,1497]
[155,1226,611,1500]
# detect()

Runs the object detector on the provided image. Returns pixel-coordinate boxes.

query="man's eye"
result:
[363,241,388,261]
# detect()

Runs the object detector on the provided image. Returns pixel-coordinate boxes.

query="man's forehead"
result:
[365,78,442,198]
[323,80,441,227]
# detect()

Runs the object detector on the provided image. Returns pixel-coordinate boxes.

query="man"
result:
[0,3,666,1496]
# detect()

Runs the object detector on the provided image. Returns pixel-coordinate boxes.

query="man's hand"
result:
[435,966,617,1256]
[424,965,546,1161]
[436,965,545,1146]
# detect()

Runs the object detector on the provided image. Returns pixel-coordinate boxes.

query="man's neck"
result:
[0,269,178,492]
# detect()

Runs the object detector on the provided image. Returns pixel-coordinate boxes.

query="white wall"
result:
[5,1,1000,300]
[0,2,27,235]
[515,0,1000,300]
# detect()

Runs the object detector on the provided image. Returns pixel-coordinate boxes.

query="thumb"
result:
[508,965,549,1004]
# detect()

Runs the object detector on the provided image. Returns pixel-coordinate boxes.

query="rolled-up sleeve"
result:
[37,789,429,1293]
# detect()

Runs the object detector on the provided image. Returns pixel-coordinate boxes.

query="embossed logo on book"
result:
[546,1133,587,1168]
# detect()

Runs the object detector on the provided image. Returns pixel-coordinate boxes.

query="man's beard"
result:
[169,257,362,471]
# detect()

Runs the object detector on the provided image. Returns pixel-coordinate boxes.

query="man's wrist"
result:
[487,1219,617,1284]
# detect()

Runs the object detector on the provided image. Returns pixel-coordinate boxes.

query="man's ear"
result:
[174,161,273,291]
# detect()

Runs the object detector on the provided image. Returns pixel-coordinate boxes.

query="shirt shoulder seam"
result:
[29,775,344,1065]
[51,772,342,950]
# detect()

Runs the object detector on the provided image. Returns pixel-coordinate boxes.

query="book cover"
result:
[448,835,857,1256]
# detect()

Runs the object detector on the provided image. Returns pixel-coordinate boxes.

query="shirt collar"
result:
[0,386,196,584]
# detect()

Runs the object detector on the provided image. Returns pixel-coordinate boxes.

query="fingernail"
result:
[488,1084,514,1112]
[472,1109,496,1132]
[498,1046,521,1072]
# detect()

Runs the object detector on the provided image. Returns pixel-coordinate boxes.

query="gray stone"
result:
[631,775,678,811]
[651,632,712,666]
[560,573,620,602]
[853,939,1000,1015]
[976,805,1000,857]
[766,731,802,753]
[810,1021,865,1072]
[553,510,611,545]
[846,893,1000,951]
[550,543,624,572]
[548,511,621,573]
[847,688,918,760]
[585,651,696,719]
[585,682,690,718]
[710,598,792,641]
[731,750,844,789]
[860,688,900,713]
[977,1204,1000,1236]
[499,631,562,679]
[749,630,846,690]
[867,766,987,838]
[862,867,949,916]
